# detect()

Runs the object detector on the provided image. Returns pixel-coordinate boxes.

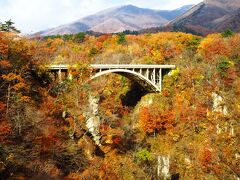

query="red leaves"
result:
[40,96,63,116]
[97,34,111,43]
[198,34,231,61]
[139,107,151,133]
[0,101,6,111]
[39,136,57,154]
[36,125,59,154]
[112,136,122,145]
[99,164,119,180]
[163,90,170,97]
[0,60,12,68]
[221,67,237,87]
[195,104,208,119]
[0,102,6,121]
[199,147,212,172]
[139,106,175,133]
[0,121,11,143]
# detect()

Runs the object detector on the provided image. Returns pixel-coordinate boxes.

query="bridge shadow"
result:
[120,82,148,107]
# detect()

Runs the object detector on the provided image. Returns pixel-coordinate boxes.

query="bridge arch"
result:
[48,64,176,92]
[91,69,161,92]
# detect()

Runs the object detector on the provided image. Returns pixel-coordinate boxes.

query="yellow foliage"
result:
[64,172,82,180]
[2,73,24,82]
[20,96,31,102]
[12,82,26,91]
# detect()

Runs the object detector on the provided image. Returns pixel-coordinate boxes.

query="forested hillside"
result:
[0,31,239,179]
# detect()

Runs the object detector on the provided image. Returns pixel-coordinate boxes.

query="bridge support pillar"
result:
[58,69,62,83]
[146,68,149,79]
[159,69,162,92]
[152,68,156,84]
[68,70,73,81]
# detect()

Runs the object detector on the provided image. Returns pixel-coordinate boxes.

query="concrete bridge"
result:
[49,64,176,92]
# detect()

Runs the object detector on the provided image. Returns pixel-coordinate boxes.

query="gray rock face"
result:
[35,4,193,35]
[157,155,170,180]
[86,95,101,146]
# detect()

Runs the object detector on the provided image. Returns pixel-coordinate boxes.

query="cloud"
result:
[0,0,202,33]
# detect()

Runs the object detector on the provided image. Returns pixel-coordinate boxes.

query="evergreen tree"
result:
[221,28,234,37]
[0,19,20,33]
[117,32,126,44]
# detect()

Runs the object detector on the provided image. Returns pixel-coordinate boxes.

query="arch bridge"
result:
[49,64,176,92]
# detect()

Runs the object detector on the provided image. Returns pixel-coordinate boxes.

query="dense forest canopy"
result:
[0,29,239,179]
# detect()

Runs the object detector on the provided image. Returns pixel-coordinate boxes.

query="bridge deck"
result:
[49,64,176,70]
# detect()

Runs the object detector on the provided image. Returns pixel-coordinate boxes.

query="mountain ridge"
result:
[36,4,193,36]
[167,0,240,35]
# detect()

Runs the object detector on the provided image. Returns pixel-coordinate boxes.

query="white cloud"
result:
[0,0,203,33]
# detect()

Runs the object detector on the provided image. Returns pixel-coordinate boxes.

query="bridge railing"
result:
[48,64,176,70]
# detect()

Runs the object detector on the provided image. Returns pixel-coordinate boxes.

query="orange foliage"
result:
[229,34,240,58]
[0,101,6,111]
[39,136,56,153]
[64,172,82,180]
[212,164,223,174]
[97,34,111,43]
[2,72,24,82]
[0,30,239,179]
[139,106,175,133]
[0,32,9,56]
[40,96,63,116]
[0,121,11,142]
[99,164,119,180]
[139,107,151,132]
[195,104,208,119]
[20,96,31,103]
[199,148,212,172]
[38,125,58,153]
[162,90,170,97]
[198,34,231,60]
[221,67,237,87]
[142,32,195,63]
[0,60,12,68]
[95,34,111,49]
[12,82,27,91]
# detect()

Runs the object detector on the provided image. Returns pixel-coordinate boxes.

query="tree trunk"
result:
[17,111,21,135]
[6,83,10,118]
[70,115,76,139]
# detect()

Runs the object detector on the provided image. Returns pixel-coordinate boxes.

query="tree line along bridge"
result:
[48,64,176,92]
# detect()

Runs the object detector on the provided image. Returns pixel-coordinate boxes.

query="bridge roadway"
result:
[48,64,176,92]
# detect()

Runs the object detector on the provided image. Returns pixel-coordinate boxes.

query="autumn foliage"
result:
[0,31,239,179]
[139,106,174,133]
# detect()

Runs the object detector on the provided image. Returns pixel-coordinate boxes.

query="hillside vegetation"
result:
[0,31,239,179]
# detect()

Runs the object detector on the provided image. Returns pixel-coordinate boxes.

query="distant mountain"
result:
[166,0,240,35]
[157,5,194,20]
[36,4,193,36]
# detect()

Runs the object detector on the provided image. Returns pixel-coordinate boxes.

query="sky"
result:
[0,0,202,33]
